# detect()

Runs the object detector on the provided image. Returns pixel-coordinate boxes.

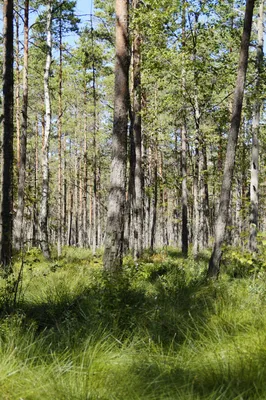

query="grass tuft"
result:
[0,247,265,398]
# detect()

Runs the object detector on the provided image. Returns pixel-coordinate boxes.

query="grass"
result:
[0,246,266,398]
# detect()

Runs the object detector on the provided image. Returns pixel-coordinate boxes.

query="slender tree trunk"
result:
[249,0,264,252]
[68,190,73,246]
[103,0,130,272]
[57,19,63,257]
[151,145,158,251]
[202,144,209,247]
[192,12,201,256]
[193,143,199,255]
[32,117,38,247]
[1,0,14,269]
[208,0,255,278]
[91,18,98,254]
[14,0,29,251]
[132,0,143,258]
[79,161,83,247]
[15,2,20,172]
[181,2,188,256]
[181,125,188,256]
[63,136,67,243]
[40,0,52,259]
[83,132,88,248]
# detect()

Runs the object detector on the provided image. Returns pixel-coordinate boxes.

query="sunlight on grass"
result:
[0,248,266,399]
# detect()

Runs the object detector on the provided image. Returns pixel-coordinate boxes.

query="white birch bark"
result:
[40,0,52,259]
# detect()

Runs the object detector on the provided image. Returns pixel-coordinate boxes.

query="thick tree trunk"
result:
[1,0,14,269]
[104,0,130,272]
[14,0,29,251]
[208,0,255,278]
[40,0,52,259]
[249,0,264,252]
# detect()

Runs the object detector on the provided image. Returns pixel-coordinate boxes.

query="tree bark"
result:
[249,0,264,252]
[103,0,130,272]
[57,19,63,257]
[32,117,39,247]
[14,0,29,251]
[181,2,188,257]
[40,0,52,259]
[15,1,20,172]
[132,0,143,258]
[151,145,158,252]
[208,0,255,278]
[91,18,98,254]
[1,0,14,269]
[181,126,188,256]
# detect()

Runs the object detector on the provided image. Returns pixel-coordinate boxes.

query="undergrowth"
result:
[0,246,265,398]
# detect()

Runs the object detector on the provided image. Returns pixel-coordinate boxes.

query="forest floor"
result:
[0,246,265,399]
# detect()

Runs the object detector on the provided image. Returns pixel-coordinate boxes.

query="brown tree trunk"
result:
[57,19,63,257]
[103,0,130,272]
[14,0,29,251]
[15,1,20,172]
[151,144,158,252]
[208,0,255,278]
[132,0,143,258]
[91,17,98,254]
[1,0,14,269]
[181,1,188,256]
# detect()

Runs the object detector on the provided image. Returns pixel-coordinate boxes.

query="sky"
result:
[76,0,94,16]
[66,0,94,46]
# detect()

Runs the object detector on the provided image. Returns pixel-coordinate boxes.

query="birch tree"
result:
[249,0,264,252]
[40,0,52,259]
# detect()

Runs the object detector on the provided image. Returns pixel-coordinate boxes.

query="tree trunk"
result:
[202,144,209,247]
[1,0,14,269]
[32,117,38,247]
[208,0,255,278]
[14,0,29,251]
[103,0,130,272]
[193,143,199,255]
[181,126,188,256]
[57,19,63,257]
[249,0,264,252]
[181,1,188,256]
[15,1,20,172]
[151,147,158,252]
[40,0,52,259]
[132,0,143,258]
[91,17,98,254]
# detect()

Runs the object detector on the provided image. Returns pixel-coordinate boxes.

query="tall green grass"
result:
[0,247,265,399]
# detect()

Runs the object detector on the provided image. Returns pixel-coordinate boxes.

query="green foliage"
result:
[0,249,265,398]
[223,244,266,278]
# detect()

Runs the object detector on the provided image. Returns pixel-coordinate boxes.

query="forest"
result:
[0,0,266,398]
